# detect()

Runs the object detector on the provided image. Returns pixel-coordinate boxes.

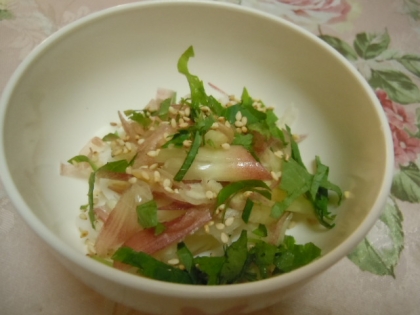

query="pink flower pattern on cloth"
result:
[376,89,420,167]
[241,0,352,26]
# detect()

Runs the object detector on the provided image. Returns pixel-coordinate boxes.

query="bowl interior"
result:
[1,0,391,291]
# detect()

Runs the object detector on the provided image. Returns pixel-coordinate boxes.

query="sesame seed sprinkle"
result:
[216,223,225,230]
[167,258,179,265]
[221,143,230,150]
[221,232,229,244]
[225,217,234,227]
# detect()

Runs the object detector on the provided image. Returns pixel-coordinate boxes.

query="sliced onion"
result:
[157,146,272,181]
[117,207,212,257]
[95,181,153,257]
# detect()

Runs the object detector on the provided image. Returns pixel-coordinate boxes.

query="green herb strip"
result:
[252,224,268,237]
[112,247,193,284]
[216,180,271,208]
[272,154,342,228]
[126,111,152,128]
[219,230,249,284]
[241,198,254,223]
[87,172,96,228]
[112,232,321,285]
[102,133,119,141]
[67,155,136,229]
[68,155,97,171]
[275,235,321,273]
[174,130,202,181]
[156,98,172,120]
[177,46,208,115]
[136,200,159,229]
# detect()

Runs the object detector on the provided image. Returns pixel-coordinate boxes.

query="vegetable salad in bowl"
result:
[61,46,343,285]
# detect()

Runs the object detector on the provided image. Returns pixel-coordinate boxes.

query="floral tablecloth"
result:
[1,1,420,314]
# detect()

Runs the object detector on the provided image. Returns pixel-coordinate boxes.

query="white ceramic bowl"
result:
[0,1,393,314]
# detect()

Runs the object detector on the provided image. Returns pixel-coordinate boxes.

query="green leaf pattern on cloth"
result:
[348,197,404,277]
[316,5,420,278]
[0,9,13,20]
[392,163,420,203]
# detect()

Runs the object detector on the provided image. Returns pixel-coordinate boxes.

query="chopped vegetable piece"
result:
[112,247,193,284]
[241,198,254,223]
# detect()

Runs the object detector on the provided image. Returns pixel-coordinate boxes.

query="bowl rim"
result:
[0,0,394,299]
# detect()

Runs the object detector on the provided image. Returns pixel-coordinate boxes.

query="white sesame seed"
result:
[211,122,219,129]
[87,242,96,255]
[184,107,191,116]
[221,143,230,150]
[179,110,185,117]
[206,190,214,199]
[183,139,192,147]
[79,213,88,220]
[271,171,280,181]
[171,118,177,128]
[153,170,160,182]
[147,149,160,157]
[274,150,284,158]
[149,163,158,170]
[126,166,132,174]
[174,188,180,194]
[225,217,234,227]
[241,126,248,133]
[163,178,171,188]
[241,116,248,125]
[204,224,210,234]
[79,229,89,238]
[113,148,122,156]
[179,122,189,128]
[201,106,210,112]
[234,120,243,127]
[218,204,226,211]
[183,116,191,122]
[221,232,229,244]
[141,171,150,180]
[169,106,178,115]
[168,258,179,265]
[164,186,174,193]
[208,220,215,226]
[129,177,138,184]
[137,138,145,145]
[179,118,185,125]
[235,111,242,121]
[216,223,225,230]
[243,191,253,198]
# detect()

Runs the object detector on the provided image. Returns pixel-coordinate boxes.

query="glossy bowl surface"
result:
[0,1,393,314]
